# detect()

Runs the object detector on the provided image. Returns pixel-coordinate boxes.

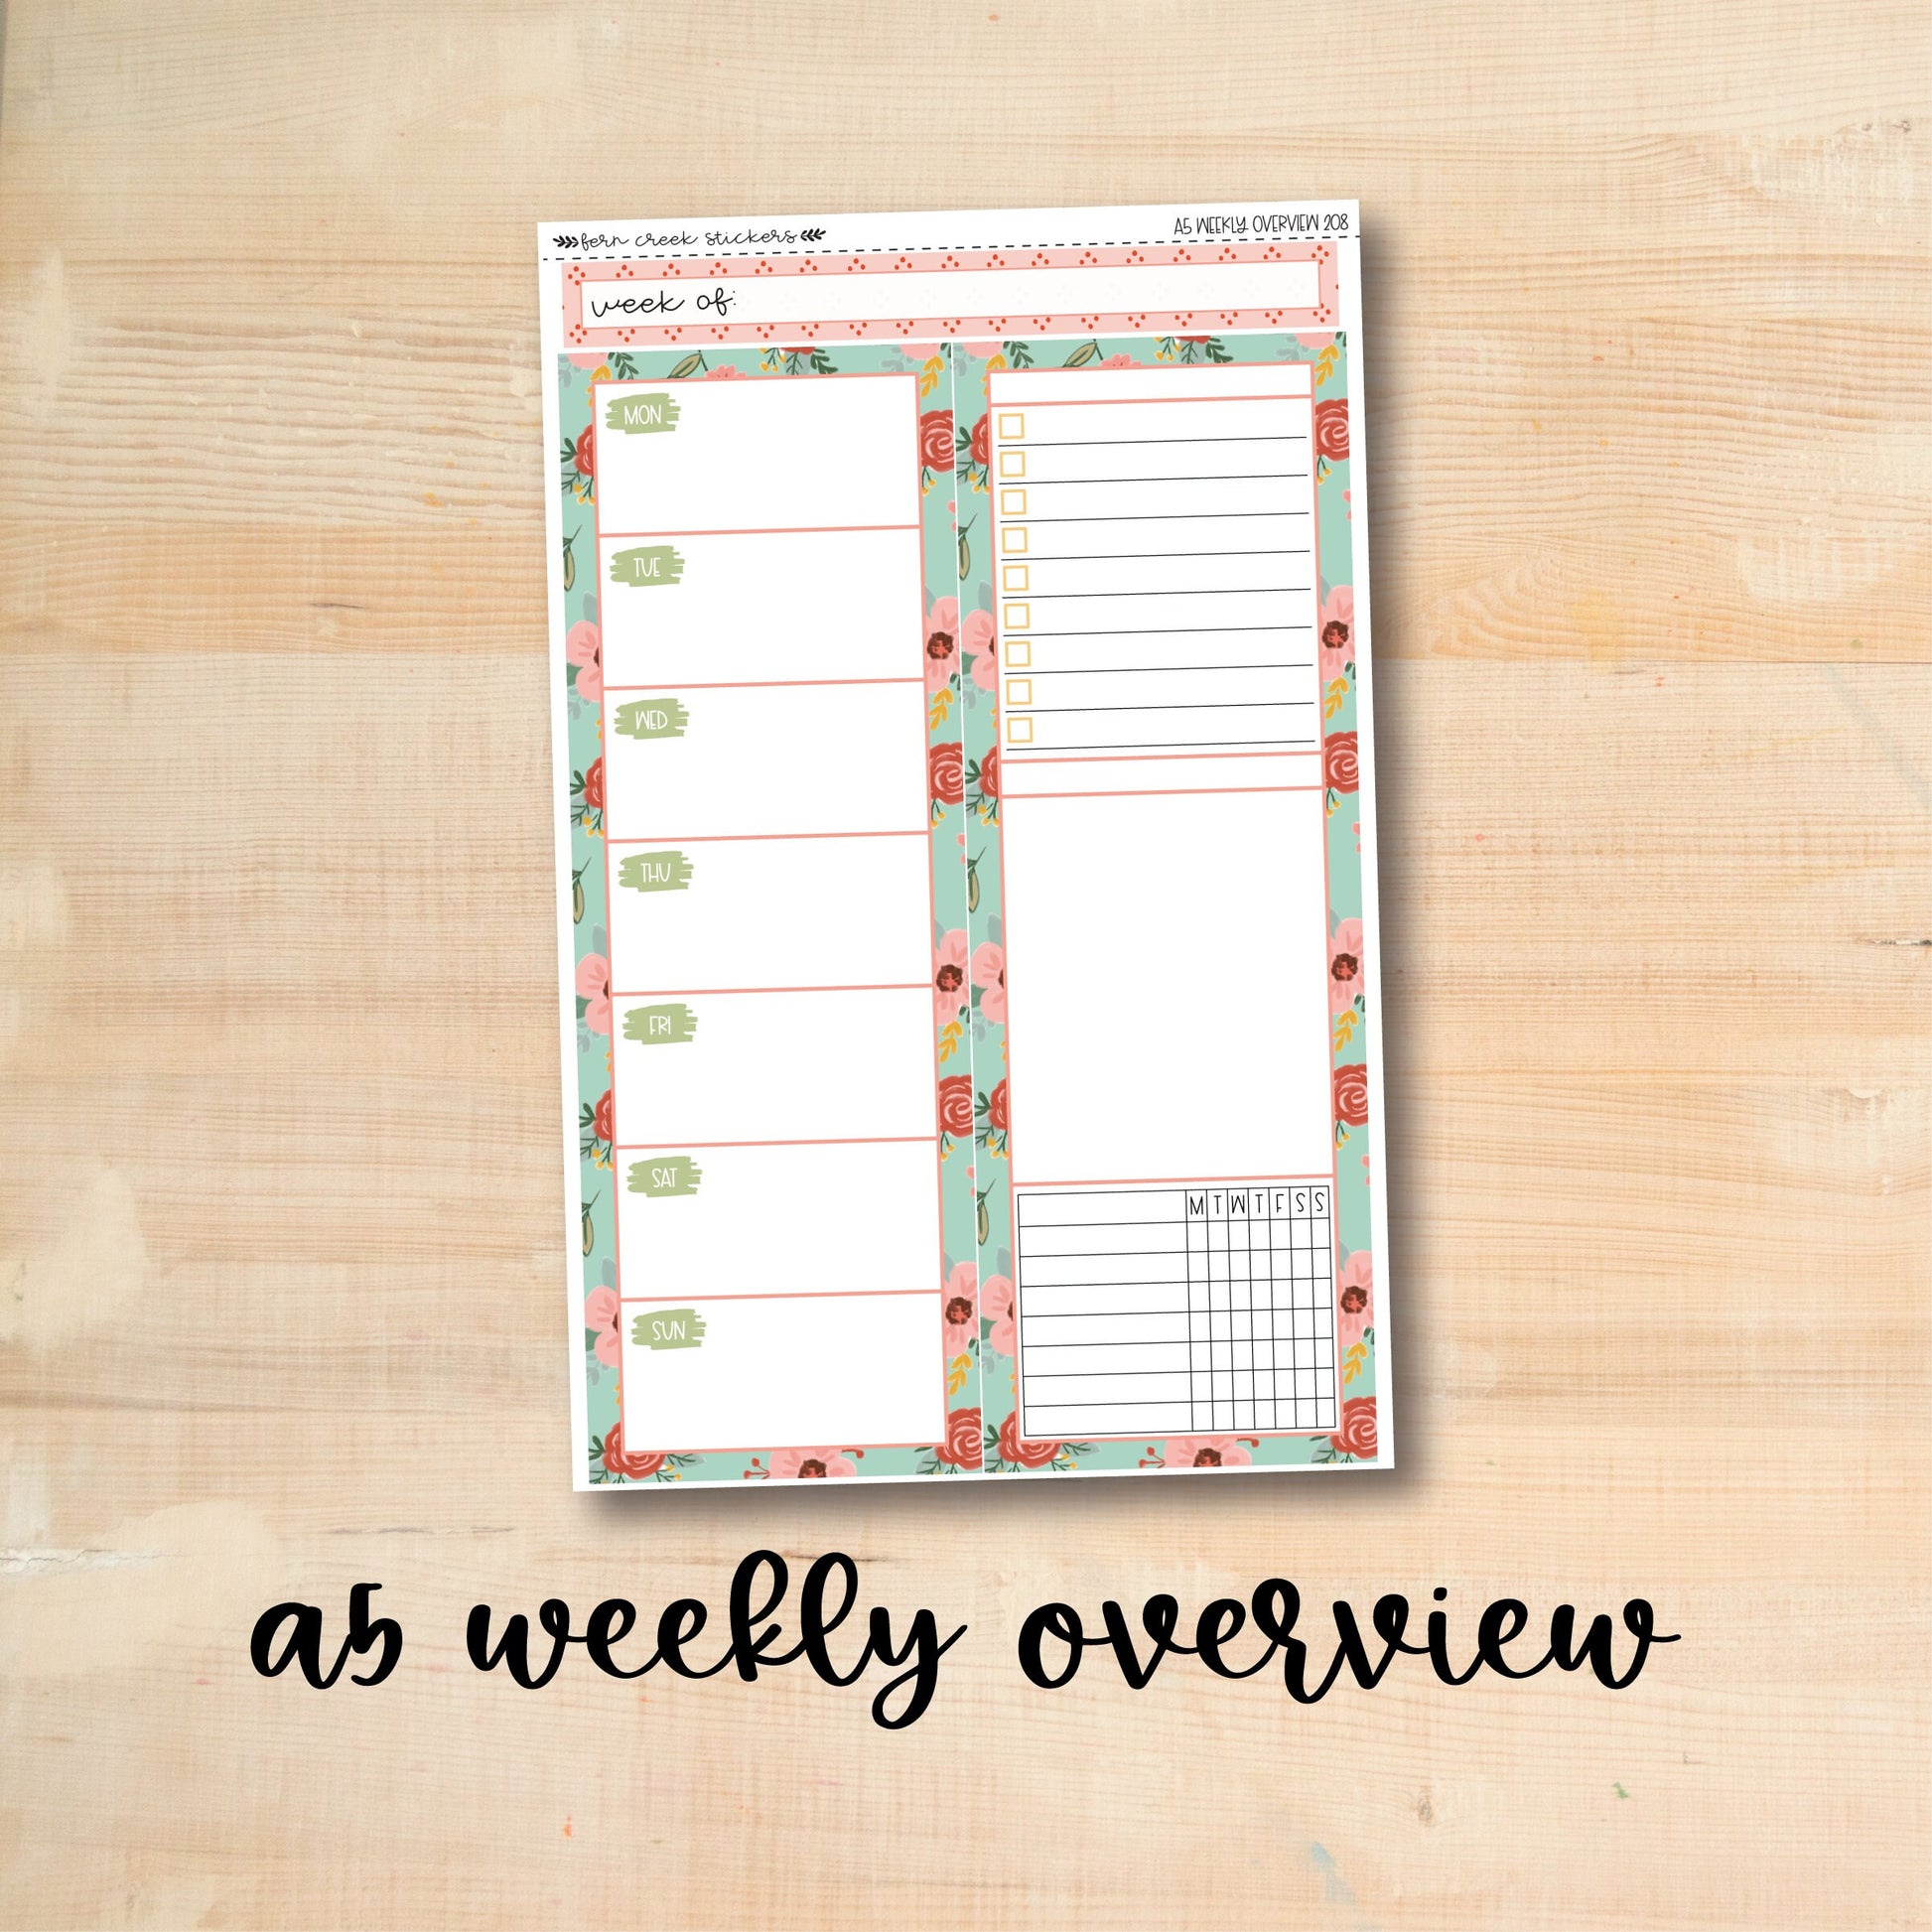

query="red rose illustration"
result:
[978,744,1000,800]
[1333,1061,1369,1127]
[1330,1396,1376,1459]
[601,1416,665,1479]
[970,414,991,467]
[1323,730,1359,793]
[929,740,965,804]
[918,408,955,470]
[592,1088,615,1144]
[986,1077,1010,1133]
[1312,398,1349,463]
[999,1411,1061,1468]
[937,1075,974,1138]
[581,756,604,810]
[574,421,596,480]
[937,1406,984,1468]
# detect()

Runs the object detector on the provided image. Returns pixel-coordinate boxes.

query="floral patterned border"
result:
[954,332,1380,1474]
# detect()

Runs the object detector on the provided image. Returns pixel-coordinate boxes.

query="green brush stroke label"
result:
[605,393,681,435]
[631,1309,706,1350]
[621,1002,699,1046]
[615,698,690,741]
[609,544,685,588]
[627,1156,703,1197]
[617,850,695,894]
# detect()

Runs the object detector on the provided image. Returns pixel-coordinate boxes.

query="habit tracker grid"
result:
[539,205,1390,1488]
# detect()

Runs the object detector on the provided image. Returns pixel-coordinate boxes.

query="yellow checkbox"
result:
[998,450,1027,479]
[1006,639,1032,669]
[1007,715,1035,745]
[1002,564,1030,592]
[1006,677,1034,707]
[1001,526,1029,554]
[1000,488,1028,516]
[998,412,1026,439]
[1004,602,1031,630]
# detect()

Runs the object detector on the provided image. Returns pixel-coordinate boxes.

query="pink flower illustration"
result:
[704,363,744,378]
[971,940,1007,1023]
[1337,1250,1373,1348]
[1162,1436,1253,1470]
[1102,353,1141,368]
[1318,585,1354,683]
[942,1260,978,1354]
[1328,916,1365,1015]
[584,1286,621,1366]
[576,952,612,1035]
[933,928,969,1021]
[566,619,603,704]
[964,608,998,690]
[980,1275,1016,1356]
[568,351,606,370]
[961,340,1003,360]
[771,1447,858,1479]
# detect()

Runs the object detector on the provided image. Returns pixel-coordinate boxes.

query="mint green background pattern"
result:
[558,332,1375,1483]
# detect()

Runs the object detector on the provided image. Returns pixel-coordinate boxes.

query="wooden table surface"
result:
[2,5,1927,1927]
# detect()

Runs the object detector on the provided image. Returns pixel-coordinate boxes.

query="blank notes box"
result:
[1000,488,1028,515]
[1001,526,1029,554]
[1006,639,1032,668]
[1003,564,1031,592]
[1007,715,1035,745]
[1006,678,1034,707]
[998,412,1026,438]
[1004,603,1032,630]
[998,450,1028,478]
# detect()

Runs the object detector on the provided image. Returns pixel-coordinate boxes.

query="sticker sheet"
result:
[538,204,1390,1487]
